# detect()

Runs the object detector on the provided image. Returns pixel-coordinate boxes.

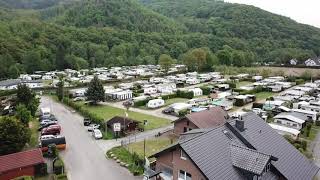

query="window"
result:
[292,124,297,127]
[179,170,192,180]
[180,150,187,160]
[183,127,187,133]
[187,121,190,126]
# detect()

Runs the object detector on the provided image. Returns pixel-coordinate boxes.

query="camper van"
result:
[40,108,51,118]
[147,99,165,109]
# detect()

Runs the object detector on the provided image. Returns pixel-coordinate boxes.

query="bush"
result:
[161,93,177,100]
[176,90,194,99]
[315,121,320,126]
[178,109,189,117]
[301,140,307,150]
[200,86,211,95]
[226,81,236,89]
[295,79,305,85]
[133,99,150,107]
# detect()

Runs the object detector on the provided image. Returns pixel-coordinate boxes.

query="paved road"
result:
[40,96,140,180]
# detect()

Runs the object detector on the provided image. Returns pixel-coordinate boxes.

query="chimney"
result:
[235,117,245,132]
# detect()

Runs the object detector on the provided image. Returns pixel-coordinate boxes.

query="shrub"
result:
[200,86,211,95]
[295,79,305,85]
[176,90,194,99]
[133,99,150,107]
[161,93,177,100]
[315,121,320,126]
[301,140,307,150]
[178,109,189,117]
[226,81,236,89]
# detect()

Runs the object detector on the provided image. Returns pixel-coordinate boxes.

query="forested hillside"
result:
[43,0,185,33]
[140,0,320,61]
[0,0,69,9]
[0,0,319,79]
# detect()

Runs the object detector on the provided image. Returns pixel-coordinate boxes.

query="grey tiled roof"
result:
[230,143,271,175]
[172,112,318,180]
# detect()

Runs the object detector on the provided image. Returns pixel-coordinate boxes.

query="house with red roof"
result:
[0,149,46,180]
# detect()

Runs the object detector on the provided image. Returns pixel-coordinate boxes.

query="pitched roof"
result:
[106,116,140,126]
[230,143,271,175]
[274,112,308,124]
[0,149,44,173]
[177,107,228,128]
[153,112,319,179]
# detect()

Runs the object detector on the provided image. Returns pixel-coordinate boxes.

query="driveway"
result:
[40,96,140,180]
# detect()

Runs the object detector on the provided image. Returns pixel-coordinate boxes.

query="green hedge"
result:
[0,89,17,97]
[62,98,104,129]
[176,90,194,99]
[295,79,305,85]
[200,86,211,95]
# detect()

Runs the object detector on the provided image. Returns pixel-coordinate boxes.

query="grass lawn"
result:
[236,81,252,88]
[127,137,176,158]
[79,103,171,131]
[254,92,276,100]
[26,119,39,150]
[164,98,188,106]
[107,147,144,175]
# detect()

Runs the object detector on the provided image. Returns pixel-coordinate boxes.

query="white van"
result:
[40,107,51,118]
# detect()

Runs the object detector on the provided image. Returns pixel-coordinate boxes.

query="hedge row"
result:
[62,98,105,129]
[0,89,17,97]
[233,86,265,95]
[176,90,194,99]
[199,86,211,95]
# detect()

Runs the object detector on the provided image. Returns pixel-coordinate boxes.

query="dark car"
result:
[162,107,174,114]
[40,114,57,121]
[40,136,66,152]
[38,121,58,131]
[83,118,91,126]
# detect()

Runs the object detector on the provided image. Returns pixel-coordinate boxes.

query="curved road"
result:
[40,96,140,180]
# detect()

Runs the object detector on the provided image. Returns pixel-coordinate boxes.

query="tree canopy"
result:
[0,0,319,79]
[0,116,31,155]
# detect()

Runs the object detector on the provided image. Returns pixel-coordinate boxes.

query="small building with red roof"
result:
[0,148,46,180]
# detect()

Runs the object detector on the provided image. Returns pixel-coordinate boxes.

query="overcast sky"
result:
[225,0,320,28]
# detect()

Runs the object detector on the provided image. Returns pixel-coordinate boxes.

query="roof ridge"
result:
[179,123,226,145]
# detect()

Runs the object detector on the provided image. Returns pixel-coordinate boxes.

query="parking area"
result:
[40,96,140,180]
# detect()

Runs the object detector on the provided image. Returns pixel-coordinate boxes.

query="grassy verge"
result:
[103,130,114,140]
[236,81,252,88]
[254,92,276,100]
[26,119,40,149]
[78,103,171,131]
[107,147,144,176]
[127,137,176,158]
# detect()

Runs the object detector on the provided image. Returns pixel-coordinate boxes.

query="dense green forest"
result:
[0,0,319,79]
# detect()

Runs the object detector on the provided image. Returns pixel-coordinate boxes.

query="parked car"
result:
[73,97,86,102]
[38,121,58,131]
[83,118,91,126]
[87,124,100,132]
[41,125,61,135]
[40,114,56,121]
[92,129,103,139]
[39,135,60,141]
[162,107,174,114]
[40,119,58,126]
[40,136,66,152]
